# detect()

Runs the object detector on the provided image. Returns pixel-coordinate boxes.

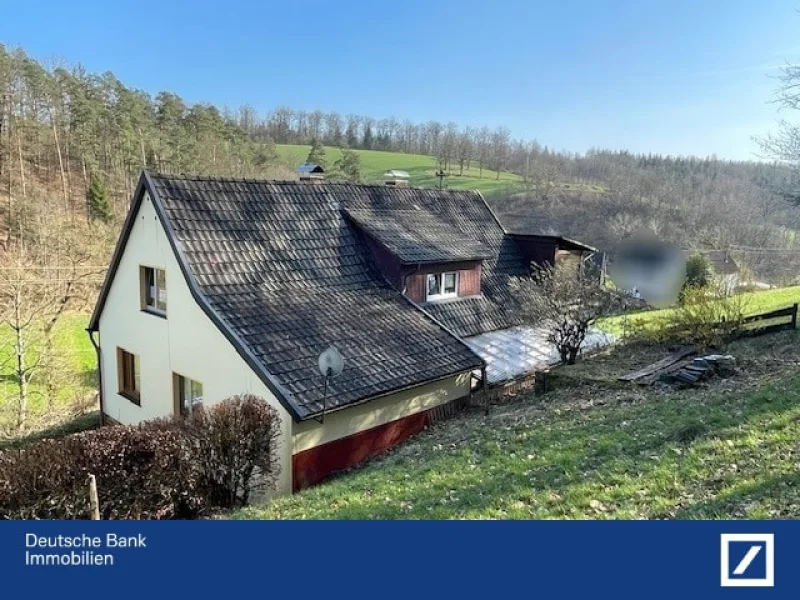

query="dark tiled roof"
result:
[342,186,531,338]
[146,175,483,420]
[344,207,493,264]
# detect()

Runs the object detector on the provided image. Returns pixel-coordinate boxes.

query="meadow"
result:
[274,144,524,196]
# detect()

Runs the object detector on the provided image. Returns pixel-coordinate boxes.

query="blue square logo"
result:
[720,534,774,587]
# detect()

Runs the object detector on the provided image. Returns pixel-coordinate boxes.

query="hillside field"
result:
[274,144,523,196]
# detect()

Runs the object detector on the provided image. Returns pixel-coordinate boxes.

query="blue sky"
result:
[3,0,799,160]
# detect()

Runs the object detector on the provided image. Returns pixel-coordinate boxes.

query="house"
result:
[87,171,597,494]
[697,249,741,292]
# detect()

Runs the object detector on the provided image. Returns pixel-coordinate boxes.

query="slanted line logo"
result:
[732,545,762,576]
[720,533,774,588]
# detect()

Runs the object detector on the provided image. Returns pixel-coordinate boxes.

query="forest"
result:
[1,42,800,437]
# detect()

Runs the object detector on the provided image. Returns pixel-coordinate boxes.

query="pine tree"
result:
[362,124,373,150]
[332,147,362,182]
[87,173,112,223]
[306,137,326,168]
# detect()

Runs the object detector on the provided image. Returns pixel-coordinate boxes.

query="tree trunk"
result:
[50,107,69,216]
[13,290,28,432]
[16,121,25,198]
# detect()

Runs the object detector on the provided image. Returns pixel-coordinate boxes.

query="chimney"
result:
[297,163,325,182]
[384,169,410,187]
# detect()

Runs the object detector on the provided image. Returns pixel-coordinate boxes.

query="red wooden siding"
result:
[459,263,481,296]
[292,411,429,491]
[292,397,467,491]
[405,272,427,302]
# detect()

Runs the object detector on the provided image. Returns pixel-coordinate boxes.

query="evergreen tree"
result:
[362,124,373,150]
[87,173,112,223]
[332,147,362,182]
[306,137,327,168]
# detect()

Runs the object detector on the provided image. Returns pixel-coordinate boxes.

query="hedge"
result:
[0,394,282,519]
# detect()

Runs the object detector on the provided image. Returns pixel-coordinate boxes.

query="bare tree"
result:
[513,264,622,364]
[490,126,510,180]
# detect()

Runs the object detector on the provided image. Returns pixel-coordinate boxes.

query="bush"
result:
[0,395,282,519]
[626,286,749,347]
[0,426,198,519]
[166,394,282,507]
[684,253,713,291]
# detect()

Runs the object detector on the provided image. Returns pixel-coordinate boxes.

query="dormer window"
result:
[426,272,458,301]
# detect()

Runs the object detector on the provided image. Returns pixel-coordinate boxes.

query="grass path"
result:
[237,332,800,520]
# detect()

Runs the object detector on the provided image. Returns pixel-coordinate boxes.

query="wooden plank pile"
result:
[619,348,736,387]
[618,347,696,385]
[661,355,736,385]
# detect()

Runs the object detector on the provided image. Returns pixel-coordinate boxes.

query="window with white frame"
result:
[426,271,458,301]
[140,266,167,315]
[174,374,204,416]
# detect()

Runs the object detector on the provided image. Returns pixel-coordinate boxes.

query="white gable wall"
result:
[96,192,293,494]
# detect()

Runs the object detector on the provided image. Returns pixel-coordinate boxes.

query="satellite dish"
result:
[318,345,344,378]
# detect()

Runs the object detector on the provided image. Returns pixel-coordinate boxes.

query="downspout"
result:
[87,329,105,426]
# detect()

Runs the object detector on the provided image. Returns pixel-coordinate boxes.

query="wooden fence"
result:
[739,303,798,337]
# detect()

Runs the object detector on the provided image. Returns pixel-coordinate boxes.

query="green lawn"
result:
[236,331,800,520]
[600,286,800,336]
[0,312,95,432]
[275,144,524,196]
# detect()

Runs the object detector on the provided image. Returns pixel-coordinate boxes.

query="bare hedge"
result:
[0,394,282,520]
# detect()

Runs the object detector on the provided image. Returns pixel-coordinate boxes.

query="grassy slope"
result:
[237,331,800,520]
[600,286,800,335]
[275,144,523,196]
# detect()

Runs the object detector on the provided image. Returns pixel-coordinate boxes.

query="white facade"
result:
[96,192,294,493]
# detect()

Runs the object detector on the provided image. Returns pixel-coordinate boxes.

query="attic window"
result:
[140,266,167,315]
[426,272,458,301]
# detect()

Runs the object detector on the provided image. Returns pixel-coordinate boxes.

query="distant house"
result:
[88,171,596,493]
[691,249,741,292]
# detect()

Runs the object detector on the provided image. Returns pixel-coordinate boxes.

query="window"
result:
[426,271,458,301]
[117,348,140,404]
[173,374,204,416]
[140,266,167,315]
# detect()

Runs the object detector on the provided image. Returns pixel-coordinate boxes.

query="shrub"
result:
[176,395,282,507]
[0,395,282,519]
[684,253,713,291]
[626,286,749,347]
[0,425,199,519]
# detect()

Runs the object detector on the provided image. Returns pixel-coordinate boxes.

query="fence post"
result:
[792,304,798,330]
[88,474,100,520]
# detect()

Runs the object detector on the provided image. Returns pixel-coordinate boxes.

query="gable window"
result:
[173,374,204,416]
[117,348,140,405]
[426,272,458,301]
[140,266,167,315]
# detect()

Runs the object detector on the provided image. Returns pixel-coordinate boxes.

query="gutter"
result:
[87,329,105,426]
